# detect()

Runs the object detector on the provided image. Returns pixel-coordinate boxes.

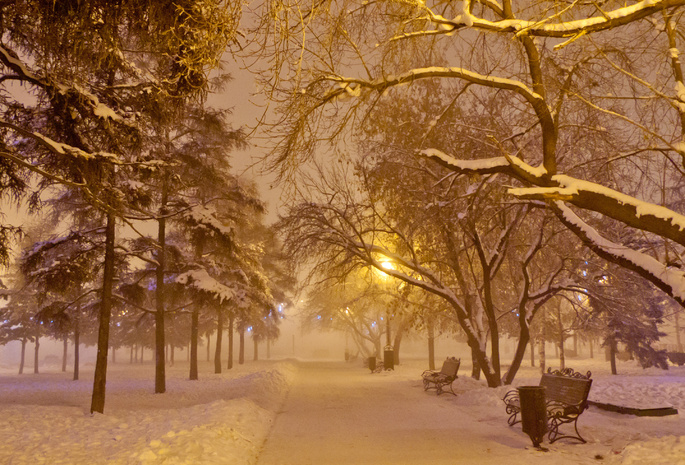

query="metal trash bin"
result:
[368,356,376,372]
[383,345,394,371]
[517,386,547,447]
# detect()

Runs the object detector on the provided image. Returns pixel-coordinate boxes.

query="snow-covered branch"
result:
[0,119,122,163]
[552,201,685,306]
[321,66,545,109]
[420,0,685,39]
[176,268,238,305]
[422,148,685,248]
[0,44,130,125]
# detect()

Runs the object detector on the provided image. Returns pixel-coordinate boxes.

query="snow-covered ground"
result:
[0,355,683,464]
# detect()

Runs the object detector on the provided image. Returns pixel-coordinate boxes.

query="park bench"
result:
[421,357,460,396]
[503,368,593,444]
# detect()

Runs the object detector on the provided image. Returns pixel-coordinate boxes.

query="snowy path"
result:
[255,361,600,465]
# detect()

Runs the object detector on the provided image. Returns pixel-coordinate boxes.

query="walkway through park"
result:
[254,361,600,465]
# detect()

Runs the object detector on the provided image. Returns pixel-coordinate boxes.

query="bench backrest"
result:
[540,372,592,408]
[440,357,460,377]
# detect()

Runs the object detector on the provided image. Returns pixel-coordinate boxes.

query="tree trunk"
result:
[558,307,565,371]
[676,310,683,352]
[589,338,594,359]
[73,316,80,381]
[503,310,534,385]
[215,310,224,373]
[190,235,204,380]
[239,327,245,365]
[253,337,259,361]
[470,345,481,381]
[154,176,168,394]
[227,315,234,369]
[207,334,211,362]
[427,322,435,370]
[170,344,174,366]
[529,338,535,366]
[539,334,546,374]
[111,347,116,364]
[19,336,26,375]
[190,306,199,380]
[393,320,407,365]
[62,337,68,372]
[33,334,39,374]
[609,336,618,375]
[91,212,115,414]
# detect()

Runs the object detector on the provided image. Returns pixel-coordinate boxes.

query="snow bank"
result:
[1,356,684,464]
[0,361,296,465]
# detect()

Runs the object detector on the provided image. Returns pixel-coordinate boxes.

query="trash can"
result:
[517,386,547,447]
[368,356,376,372]
[383,345,394,371]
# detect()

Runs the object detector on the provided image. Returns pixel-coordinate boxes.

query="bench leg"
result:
[547,416,586,444]
[437,381,457,396]
[506,410,520,426]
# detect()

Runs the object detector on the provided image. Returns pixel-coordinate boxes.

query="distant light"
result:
[248,326,253,332]
[317,315,322,320]
[380,261,394,271]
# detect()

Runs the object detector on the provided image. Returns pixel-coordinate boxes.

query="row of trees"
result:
[0,0,294,414]
[255,0,685,385]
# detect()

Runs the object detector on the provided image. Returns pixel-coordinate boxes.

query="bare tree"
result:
[255,0,685,310]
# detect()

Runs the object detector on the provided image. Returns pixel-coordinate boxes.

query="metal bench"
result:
[503,368,593,443]
[421,357,460,396]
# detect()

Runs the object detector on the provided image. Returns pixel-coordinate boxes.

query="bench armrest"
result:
[503,389,519,405]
